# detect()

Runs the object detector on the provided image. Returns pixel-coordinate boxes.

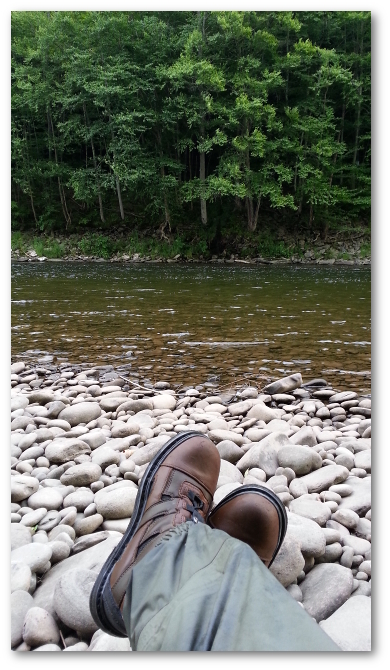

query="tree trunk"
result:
[339,102,346,186]
[198,14,207,226]
[200,121,207,225]
[107,103,124,221]
[352,85,362,188]
[83,102,105,223]
[48,109,71,229]
[246,195,261,231]
[115,174,125,221]
[23,125,38,225]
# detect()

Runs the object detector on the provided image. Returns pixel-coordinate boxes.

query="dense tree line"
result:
[11,11,370,239]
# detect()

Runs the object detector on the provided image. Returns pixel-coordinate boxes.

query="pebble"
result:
[71,530,111,554]
[11,524,32,551]
[73,513,104,536]
[316,542,343,563]
[331,508,359,529]
[286,512,326,558]
[60,462,102,487]
[297,464,349,493]
[11,474,40,502]
[45,437,91,463]
[20,507,48,527]
[11,561,32,593]
[80,429,107,450]
[53,568,99,635]
[63,641,89,651]
[89,629,132,651]
[300,563,354,622]
[38,510,61,531]
[32,643,61,651]
[10,369,371,651]
[341,535,371,556]
[102,518,131,533]
[337,476,371,516]
[11,590,34,648]
[208,429,246,446]
[269,534,305,587]
[319,595,370,650]
[11,543,52,573]
[28,488,64,511]
[289,498,331,526]
[246,403,282,423]
[354,450,371,472]
[58,401,101,426]
[22,606,60,647]
[263,373,302,395]
[277,445,322,476]
[95,485,138,519]
[340,546,354,568]
[289,478,309,498]
[47,540,71,563]
[236,432,290,475]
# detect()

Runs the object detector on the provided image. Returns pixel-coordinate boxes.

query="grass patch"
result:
[11,231,27,252]
[257,232,297,258]
[338,251,352,260]
[360,242,371,258]
[77,233,118,259]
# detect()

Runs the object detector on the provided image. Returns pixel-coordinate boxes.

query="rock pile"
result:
[10,363,371,651]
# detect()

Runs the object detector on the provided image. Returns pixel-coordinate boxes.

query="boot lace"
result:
[186,490,205,524]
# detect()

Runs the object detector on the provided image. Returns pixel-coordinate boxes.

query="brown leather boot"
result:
[89,431,221,637]
[207,484,288,568]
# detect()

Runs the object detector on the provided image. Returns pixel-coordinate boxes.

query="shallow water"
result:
[11,262,371,393]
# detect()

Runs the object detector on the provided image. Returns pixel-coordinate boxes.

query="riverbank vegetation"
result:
[12,11,370,254]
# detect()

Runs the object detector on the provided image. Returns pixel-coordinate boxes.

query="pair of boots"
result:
[89,431,287,638]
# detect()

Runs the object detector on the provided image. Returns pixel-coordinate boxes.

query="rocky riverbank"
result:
[11,227,371,265]
[11,249,371,266]
[11,364,371,651]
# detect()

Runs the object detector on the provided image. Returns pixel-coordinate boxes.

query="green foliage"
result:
[78,233,117,259]
[257,232,294,258]
[11,10,371,239]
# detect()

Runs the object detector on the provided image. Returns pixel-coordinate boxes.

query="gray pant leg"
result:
[122,521,339,652]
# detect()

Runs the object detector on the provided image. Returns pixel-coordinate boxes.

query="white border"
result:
[4,2,387,669]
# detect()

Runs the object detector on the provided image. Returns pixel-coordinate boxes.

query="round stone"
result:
[45,438,91,464]
[22,606,60,647]
[288,498,332,526]
[95,486,138,520]
[53,569,100,636]
[332,508,359,530]
[269,534,305,587]
[58,402,101,426]
[11,524,32,551]
[20,508,48,527]
[73,514,104,536]
[11,475,39,503]
[11,562,32,593]
[63,488,95,512]
[11,590,34,648]
[60,462,102,487]
[11,543,52,573]
[277,445,322,475]
[28,488,64,511]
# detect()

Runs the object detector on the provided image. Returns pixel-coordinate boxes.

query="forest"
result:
[11,11,371,257]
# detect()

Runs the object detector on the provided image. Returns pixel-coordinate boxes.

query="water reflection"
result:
[11,262,371,393]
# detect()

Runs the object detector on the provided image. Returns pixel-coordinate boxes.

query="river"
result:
[11,262,371,394]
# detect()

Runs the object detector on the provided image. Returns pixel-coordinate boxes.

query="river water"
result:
[11,262,371,394]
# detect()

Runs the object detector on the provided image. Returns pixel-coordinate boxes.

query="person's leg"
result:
[122,521,339,652]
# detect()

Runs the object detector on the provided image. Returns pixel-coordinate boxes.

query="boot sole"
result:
[208,484,288,568]
[89,430,207,638]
